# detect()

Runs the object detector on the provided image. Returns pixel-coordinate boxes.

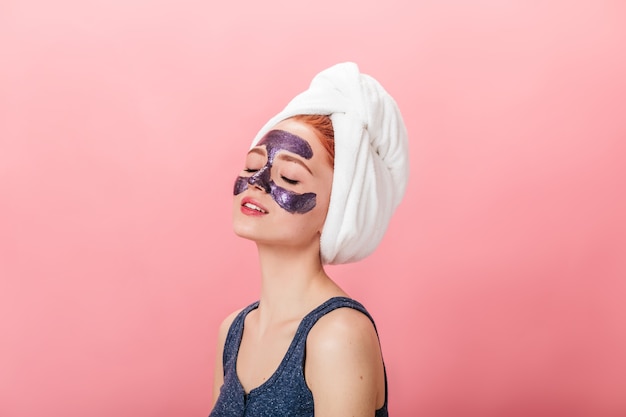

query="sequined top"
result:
[209,296,389,417]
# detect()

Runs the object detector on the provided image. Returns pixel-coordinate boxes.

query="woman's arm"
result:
[305,308,386,416]
[211,309,241,407]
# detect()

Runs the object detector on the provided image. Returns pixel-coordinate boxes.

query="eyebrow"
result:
[277,154,313,174]
[248,148,266,157]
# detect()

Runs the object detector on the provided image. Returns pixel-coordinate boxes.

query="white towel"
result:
[251,62,409,265]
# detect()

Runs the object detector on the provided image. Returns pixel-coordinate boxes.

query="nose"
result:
[248,166,271,193]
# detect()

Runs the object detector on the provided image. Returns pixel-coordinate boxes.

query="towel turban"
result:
[250,62,409,265]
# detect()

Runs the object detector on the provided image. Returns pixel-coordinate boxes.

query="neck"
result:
[253,243,342,325]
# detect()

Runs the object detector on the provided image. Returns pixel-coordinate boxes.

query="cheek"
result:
[316,192,332,223]
[317,175,333,212]
[270,185,316,214]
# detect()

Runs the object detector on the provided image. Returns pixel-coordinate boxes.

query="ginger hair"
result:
[290,114,335,165]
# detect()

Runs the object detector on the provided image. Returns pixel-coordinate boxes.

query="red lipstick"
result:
[240,197,268,216]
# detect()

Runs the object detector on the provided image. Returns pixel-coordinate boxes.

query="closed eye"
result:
[281,176,299,185]
[244,168,259,173]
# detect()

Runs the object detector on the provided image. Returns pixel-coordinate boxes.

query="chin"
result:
[232,219,269,243]
[232,226,254,241]
[232,217,254,240]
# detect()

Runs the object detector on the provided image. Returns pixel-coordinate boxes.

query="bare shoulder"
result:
[307,306,380,350]
[305,307,385,416]
[217,308,243,340]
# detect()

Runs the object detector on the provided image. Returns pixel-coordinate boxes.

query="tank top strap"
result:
[222,301,259,366]
[297,296,379,336]
[287,296,382,366]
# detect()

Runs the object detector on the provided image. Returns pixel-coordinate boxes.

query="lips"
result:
[241,197,268,215]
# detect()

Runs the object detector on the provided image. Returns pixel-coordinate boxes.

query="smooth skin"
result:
[211,118,386,416]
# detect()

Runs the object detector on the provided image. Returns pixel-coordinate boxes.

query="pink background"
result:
[1,1,625,416]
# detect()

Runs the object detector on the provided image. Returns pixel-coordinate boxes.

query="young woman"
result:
[209,62,409,417]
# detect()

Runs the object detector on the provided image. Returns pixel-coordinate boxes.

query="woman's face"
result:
[232,118,334,249]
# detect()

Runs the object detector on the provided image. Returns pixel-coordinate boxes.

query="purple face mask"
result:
[233,130,317,214]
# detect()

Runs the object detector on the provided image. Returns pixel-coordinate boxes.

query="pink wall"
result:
[1,1,625,416]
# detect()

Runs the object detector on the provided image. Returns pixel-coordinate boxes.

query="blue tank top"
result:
[209,296,389,417]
